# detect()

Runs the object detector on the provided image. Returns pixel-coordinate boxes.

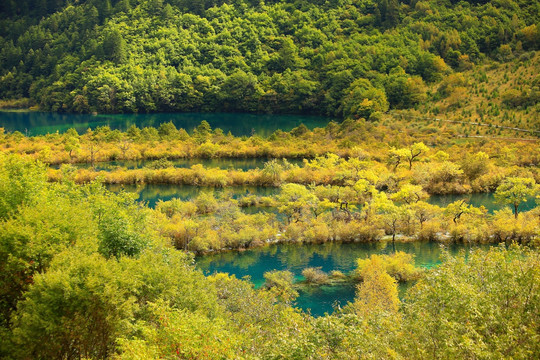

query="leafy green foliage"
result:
[401,245,540,359]
[11,252,132,359]
[1,0,538,116]
[0,155,47,219]
[263,269,298,303]
[0,143,538,359]
[97,211,148,258]
[116,301,240,359]
[356,252,422,283]
[495,177,539,219]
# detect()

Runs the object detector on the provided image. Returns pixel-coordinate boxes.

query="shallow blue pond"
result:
[196,241,492,316]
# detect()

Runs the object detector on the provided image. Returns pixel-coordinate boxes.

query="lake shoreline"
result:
[44,166,505,196]
[0,110,336,136]
[195,240,497,316]
[192,234,523,257]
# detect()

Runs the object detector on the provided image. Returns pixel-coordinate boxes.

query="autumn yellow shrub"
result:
[332,221,381,242]
[356,252,422,282]
[156,199,198,218]
[282,222,304,242]
[301,267,329,284]
[302,222,331,243]
[490,208,539,245]
[416,220,441,241]
[352,255,400,315]
[190,229,221,252]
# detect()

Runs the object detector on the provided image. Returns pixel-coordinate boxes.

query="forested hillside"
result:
[0,0,539,120]
[413,52,540,134]
[2,2,540,359]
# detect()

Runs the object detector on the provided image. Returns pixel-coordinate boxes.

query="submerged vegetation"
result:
[1,0,539,358]
[0,155,538,358]
[1,119,539,189]
[0,86,539,360]
[286,252,423,291]
[1,119,539,253]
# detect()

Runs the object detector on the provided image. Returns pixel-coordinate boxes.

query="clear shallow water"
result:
[57,157,304,171]
[111,183,536,214]
[107,184,280,207]
[109,184,532,315]
[196,241,491,316]
[428,193,536,214]
[0,111,334,137]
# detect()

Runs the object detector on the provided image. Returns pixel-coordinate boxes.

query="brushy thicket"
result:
[0,150,539,359]
[0,0,538,123]
[0,1,539,358]
[2,120,539,253]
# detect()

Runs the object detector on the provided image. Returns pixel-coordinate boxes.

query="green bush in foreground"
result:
[400,245,540,359]
[356,251,423,282]
[0,154,539,359]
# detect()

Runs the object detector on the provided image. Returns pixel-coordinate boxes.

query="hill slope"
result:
[0,0,538,128]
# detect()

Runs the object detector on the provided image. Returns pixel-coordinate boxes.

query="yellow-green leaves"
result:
[116,302,240,360]
[390,184,428,204]
[0,154,47,219]
[356,252,422,283]
[402,245,540,359]
[495,177,538,219]
[354,255,400,315]
[278,183,319,223]
[263,270,298,304]
[390,142,429,170]
[444,200,483,224]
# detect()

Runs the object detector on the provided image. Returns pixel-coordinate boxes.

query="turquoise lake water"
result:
[103,183,536,316]
[3,110,533,316]
[107,184,280,207]
[109,183,536,214]
[428,192,536,213]
[57,157,304,171]
[196,241,492,316]
[0,111,334,137]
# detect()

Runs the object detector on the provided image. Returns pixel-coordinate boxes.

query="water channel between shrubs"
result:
[196,241,492,316]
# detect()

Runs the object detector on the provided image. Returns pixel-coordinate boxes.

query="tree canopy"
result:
[0,0,538,116]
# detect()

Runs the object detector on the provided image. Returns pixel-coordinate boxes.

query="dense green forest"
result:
[0,0,539,117]
[1,1,540,358]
